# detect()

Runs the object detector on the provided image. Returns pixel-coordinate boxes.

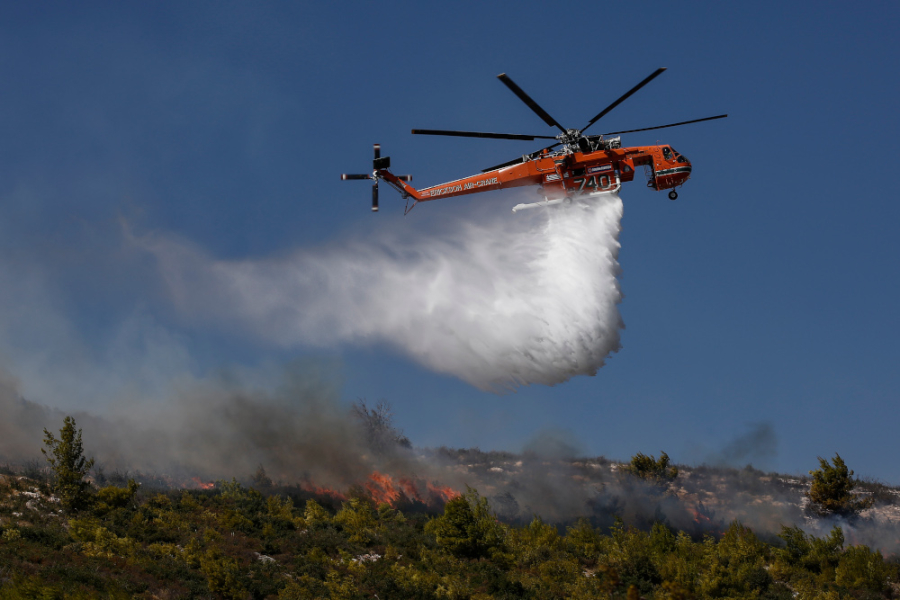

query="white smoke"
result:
[139,193,625,391]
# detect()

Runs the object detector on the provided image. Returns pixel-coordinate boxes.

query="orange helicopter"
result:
[342,68,726,213]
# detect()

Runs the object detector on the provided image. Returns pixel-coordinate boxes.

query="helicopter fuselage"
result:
[381,143,691,206]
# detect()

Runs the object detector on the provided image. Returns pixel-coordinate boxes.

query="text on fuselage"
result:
[429,177,499,197]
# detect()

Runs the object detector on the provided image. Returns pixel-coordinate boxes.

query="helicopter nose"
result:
[656,157,692,190]
[675,157,692,184]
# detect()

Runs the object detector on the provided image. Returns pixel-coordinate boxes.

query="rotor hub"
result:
[557,129,582,146]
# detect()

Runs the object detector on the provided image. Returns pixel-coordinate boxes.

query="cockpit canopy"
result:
[663,146,689,164]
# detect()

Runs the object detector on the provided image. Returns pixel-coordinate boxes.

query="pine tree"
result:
[425,489,505,559]
[42,416,95,513]
[806,453,873,517]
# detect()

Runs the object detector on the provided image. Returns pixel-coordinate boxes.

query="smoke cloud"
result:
[695,422,780,469]
[0,361,418,488]
[137,194,625,391]
[4,368,900,555]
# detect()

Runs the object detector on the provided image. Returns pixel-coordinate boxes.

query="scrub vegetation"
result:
[807,453,875,517]
[0,420,897,599]
[622,451,679,485]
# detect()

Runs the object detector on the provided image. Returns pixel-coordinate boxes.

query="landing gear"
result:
[668,190,678,201]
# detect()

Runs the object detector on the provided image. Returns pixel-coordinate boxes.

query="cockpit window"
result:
[662,147,672,160]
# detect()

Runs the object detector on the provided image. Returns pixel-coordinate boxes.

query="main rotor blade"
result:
[601,114,728,136]
[583,67,667,132]
[481,142,561,173]
[497,73,566,132]
[411,128,557,141]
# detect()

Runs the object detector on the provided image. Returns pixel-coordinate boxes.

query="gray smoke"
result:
[4,373,899,554]
[0,362,368,485]
[136,194,625,391]
[425,443,900,555]
[700,422,779,469]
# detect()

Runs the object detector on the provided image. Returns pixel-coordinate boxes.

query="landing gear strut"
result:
[668,190,678,201]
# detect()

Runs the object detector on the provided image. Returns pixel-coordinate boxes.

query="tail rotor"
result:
[371,144,383,212]
[341,144,411,213]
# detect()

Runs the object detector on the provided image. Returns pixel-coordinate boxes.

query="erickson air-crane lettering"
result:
[342,68,726,213]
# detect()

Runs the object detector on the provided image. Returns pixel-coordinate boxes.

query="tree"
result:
[42,416,95,512]
[425,488,505,559]
[806,454,873,517]
[350,399,411,453]
[624,451,678,485]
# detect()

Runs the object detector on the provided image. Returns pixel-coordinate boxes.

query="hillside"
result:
[2,456,899,599]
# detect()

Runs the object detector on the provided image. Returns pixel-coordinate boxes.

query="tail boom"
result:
[379,161,541,204]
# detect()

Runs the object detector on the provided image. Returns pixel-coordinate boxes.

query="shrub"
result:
[425,488,505,559]
[200,547,247,599]
[624,451,678,484]
[697,522,773,598]
[334,497,377,545]
[93,479,139,516]
[807,454,874,517]
[835,545,890,593]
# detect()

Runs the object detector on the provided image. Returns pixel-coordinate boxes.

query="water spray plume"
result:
[141,194,625,390]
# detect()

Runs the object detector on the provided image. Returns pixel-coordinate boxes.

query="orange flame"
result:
[301,482,347,502]
[690,508,711,525]
[690,502,726,535]
[427,482,461,503]
[365,472,460,507]
[399,477,424,503]
[190,477,215,490]
[366,472,402,505]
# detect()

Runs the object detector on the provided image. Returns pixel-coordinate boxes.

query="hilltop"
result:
[2,453,899,599]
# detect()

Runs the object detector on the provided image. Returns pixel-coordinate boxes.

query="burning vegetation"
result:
[2,408,900,598]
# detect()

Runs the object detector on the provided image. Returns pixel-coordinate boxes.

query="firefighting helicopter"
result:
[342,68,726,213]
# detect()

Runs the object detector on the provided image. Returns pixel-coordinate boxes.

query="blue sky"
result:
[1,2,898,481]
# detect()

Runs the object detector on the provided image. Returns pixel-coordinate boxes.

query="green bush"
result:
[424,489,505,559]
[93,479,139,516]
[697,522,774,598]
[807,454,874,517]
[835,545,890,593]
[624,451,679,484]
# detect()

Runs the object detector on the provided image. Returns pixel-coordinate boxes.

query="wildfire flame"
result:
[367,472,402,505]
[300,481,348,502]
[427,482,461,504]
[365,471,460,508]
[690,501,726,535]
[190,477,215,490]
[177,471,459,510]
[691,508,712,525]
